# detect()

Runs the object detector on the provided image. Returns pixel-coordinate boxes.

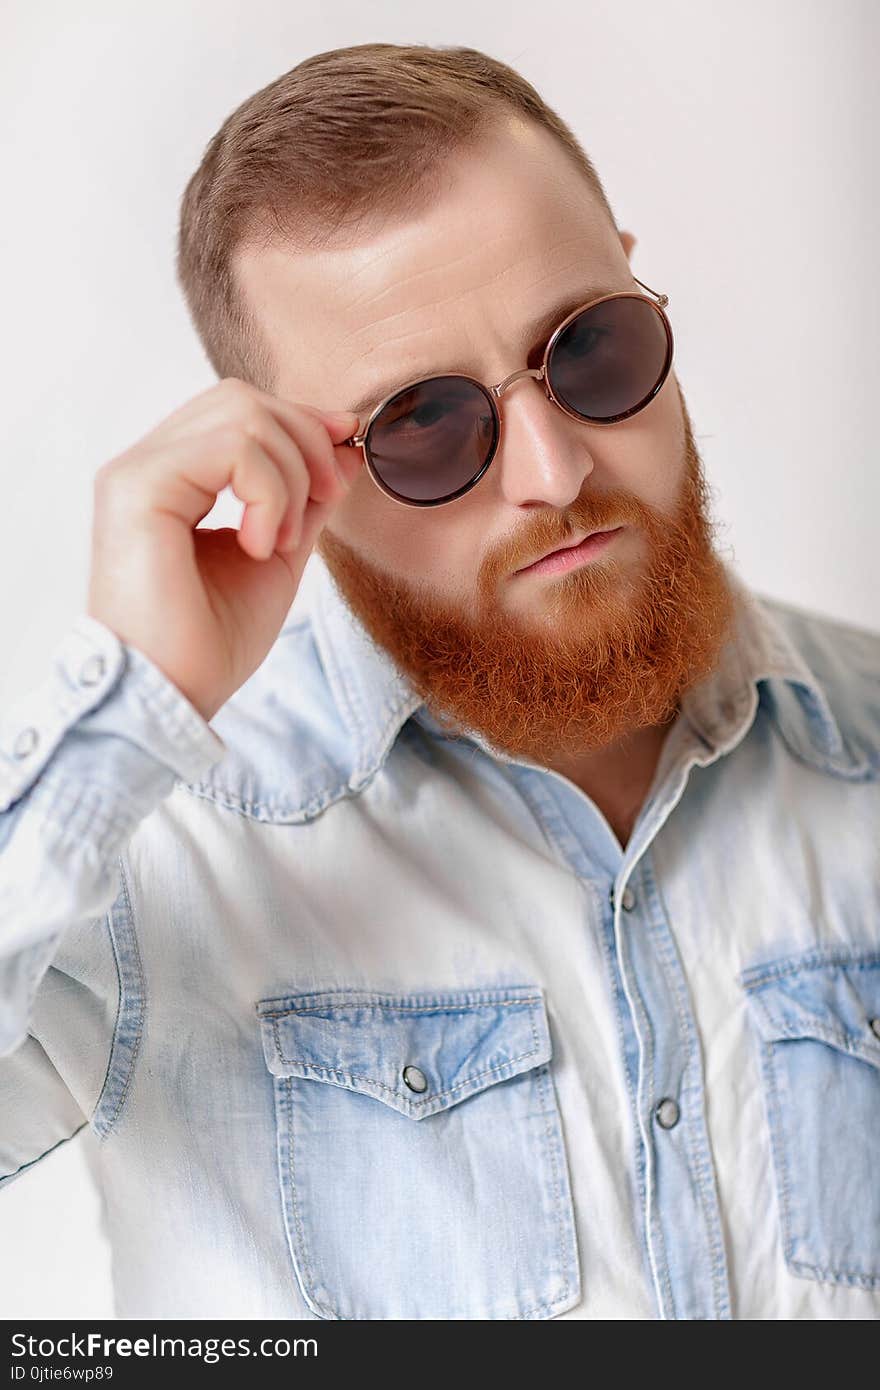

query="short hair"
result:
[176,41,619,391]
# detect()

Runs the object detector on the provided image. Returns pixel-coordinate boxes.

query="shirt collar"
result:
[306,553,871,786]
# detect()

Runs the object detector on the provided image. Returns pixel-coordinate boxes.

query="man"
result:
[1,43,879,1321]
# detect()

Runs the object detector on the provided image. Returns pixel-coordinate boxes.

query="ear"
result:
[618,229,638,261]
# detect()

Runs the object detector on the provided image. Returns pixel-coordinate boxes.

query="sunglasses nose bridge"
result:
[491,365,546,401]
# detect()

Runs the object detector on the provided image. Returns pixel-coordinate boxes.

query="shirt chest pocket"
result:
[255,986,581,1319]
[740,948,880,1290]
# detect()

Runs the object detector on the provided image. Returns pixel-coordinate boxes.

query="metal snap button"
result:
[655,1097,680,1129]
[621,887,636,911]
[402,1065,428,1094]
[79,653,106,686]
[869,1018,880,1041]
[12,726,39,759]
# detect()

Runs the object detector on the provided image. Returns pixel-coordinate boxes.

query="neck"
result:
[543,714,677,851]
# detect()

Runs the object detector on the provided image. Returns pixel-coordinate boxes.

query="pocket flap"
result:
[255,986,551,1119]
[739,949,880,1067]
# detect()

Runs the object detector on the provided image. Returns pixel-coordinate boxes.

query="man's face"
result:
[235,116,736,764]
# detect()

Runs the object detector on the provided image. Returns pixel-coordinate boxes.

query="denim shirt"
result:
[1,554,879,1321]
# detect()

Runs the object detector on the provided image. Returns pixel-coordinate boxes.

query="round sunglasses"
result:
[340,275,673,508]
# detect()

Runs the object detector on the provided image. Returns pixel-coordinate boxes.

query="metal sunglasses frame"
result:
[340,275,673,508]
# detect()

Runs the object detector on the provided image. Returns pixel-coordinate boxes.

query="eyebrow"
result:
[347,282,617,421]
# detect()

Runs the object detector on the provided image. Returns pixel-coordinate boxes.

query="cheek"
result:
[386,515,471,589]
[622,383,686,515]
[325,470,385,550]
[335,472,478,592]
[657,374,688,477]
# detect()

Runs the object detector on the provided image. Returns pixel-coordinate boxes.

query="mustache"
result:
[504,495,643,574]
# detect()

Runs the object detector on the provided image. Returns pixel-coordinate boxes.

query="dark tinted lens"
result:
[365,376,497,503]
[547,296,672,422]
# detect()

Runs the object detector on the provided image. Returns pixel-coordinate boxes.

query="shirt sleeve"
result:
[0,1033,91,1189]
[0,612,228,1061]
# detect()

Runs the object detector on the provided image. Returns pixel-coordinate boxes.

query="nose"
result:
[491,372,597,509]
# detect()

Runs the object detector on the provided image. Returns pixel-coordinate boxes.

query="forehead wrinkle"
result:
[513,253,619,300]
[346,228,598,332]
[353,284,490,364]
[345,228,515,313]
[336,227,609,362]
[333,251,557,368]
[335,252,619,407]
[341,253,519,353]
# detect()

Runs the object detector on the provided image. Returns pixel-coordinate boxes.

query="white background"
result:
[1,0,877,1319]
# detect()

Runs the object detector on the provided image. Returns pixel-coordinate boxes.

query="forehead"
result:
[234,117,623,409]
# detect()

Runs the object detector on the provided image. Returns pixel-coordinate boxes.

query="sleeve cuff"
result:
[0,614,227,812]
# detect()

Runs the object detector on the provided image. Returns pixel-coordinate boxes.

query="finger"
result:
[231,391,361,503]
[137,426,296,558]
[155,387,357,513]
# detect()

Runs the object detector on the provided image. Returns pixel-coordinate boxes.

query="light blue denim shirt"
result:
[1,555,879,1320]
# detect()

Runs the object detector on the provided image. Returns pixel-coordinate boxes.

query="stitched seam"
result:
[94,857,146,1139]
[178,778,347,822]
[764,1038,801,1271]
[0,1121,88,1184]
[612,904,672,1319]
[762,1037,880,1284]
[740,950,880,990]
[284,1076,338,1319]
[587,876,650,1255]
[271,1032,542,1109]
[101,860,143,1132]
[536,1062,570,1312]
[644,858,731,1318]
[786,1257,880,1289]
[259,994,541,1017]
[503,1061,575,1319]
[280,1065,577,1319]
[89,888,125,1131]
[770,1021,880,1063]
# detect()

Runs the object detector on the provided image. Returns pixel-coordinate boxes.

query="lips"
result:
[519,527,616,572]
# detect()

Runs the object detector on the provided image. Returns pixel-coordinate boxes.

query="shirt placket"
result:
[510,724,734,1319]
[609,849,733,1319]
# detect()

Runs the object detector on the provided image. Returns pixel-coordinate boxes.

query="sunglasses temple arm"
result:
[632,274,669,307]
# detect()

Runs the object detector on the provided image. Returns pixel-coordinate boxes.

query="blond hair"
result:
[176,42,618,390]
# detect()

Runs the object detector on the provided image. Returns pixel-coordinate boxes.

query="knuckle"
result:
[291,411,334,472]
[237,406,265,442]
[215,420,260,460]
[210,421,241,448]
[291,447,315,503]
[292,411,321,452]
[241,438,286,499]
[218,376,253,408]
[267,464,289,503]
